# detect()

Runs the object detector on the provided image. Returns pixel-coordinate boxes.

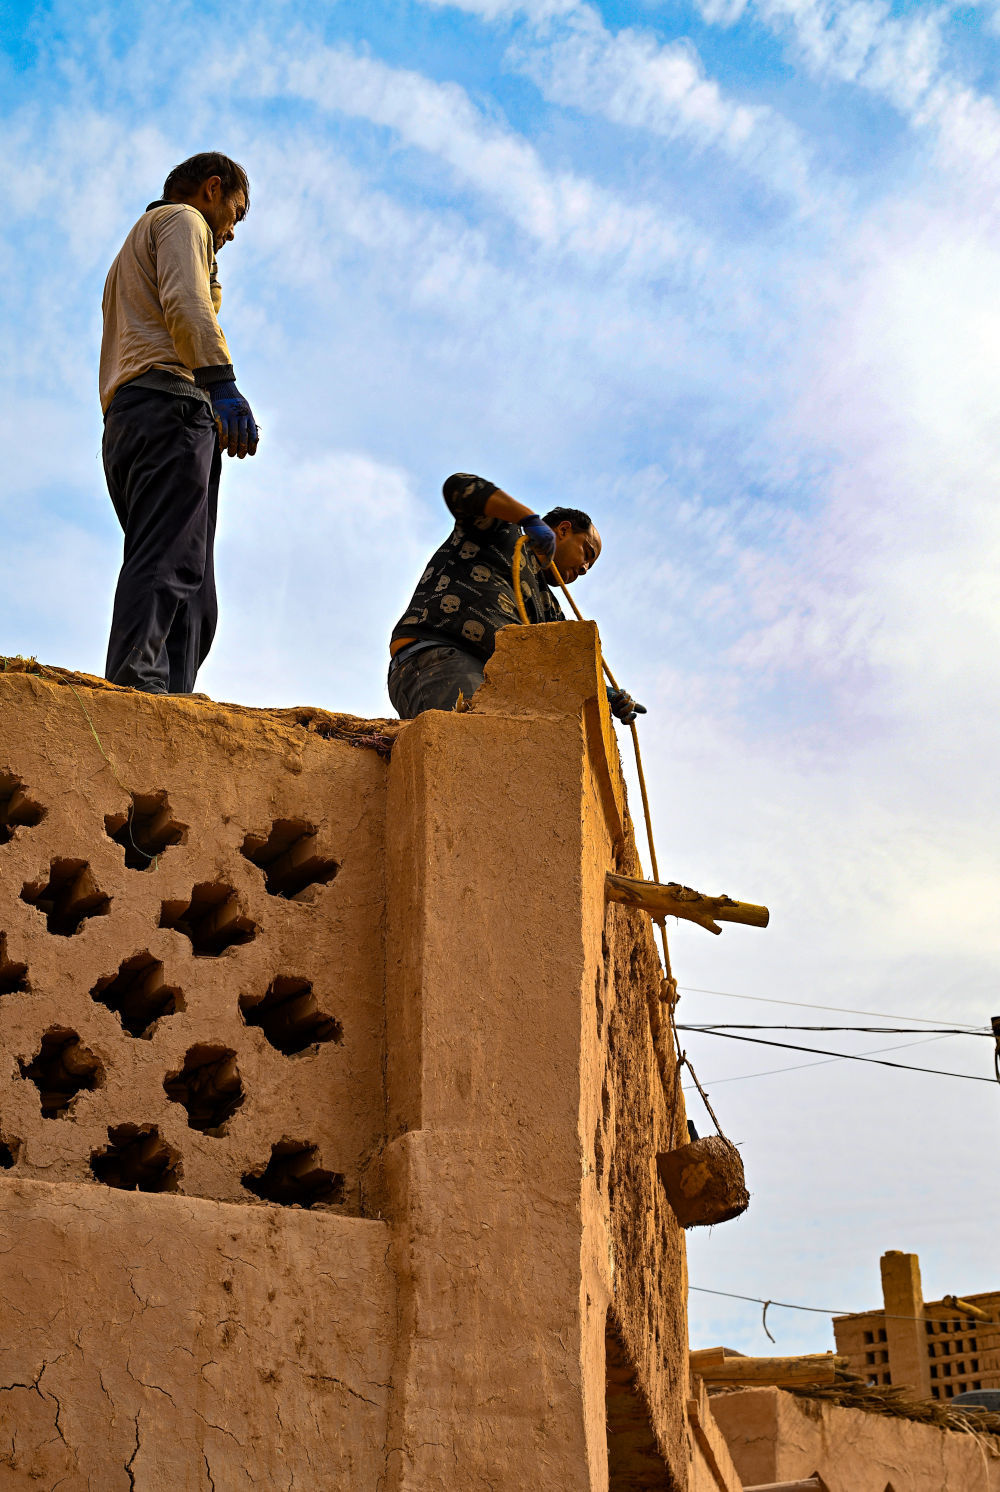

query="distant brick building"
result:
[834,1250,1000,1402]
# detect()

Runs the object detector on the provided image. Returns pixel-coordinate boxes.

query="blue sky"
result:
[3,0,1000,1360]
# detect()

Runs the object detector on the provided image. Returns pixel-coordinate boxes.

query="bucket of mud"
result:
[656,1134,749,1228]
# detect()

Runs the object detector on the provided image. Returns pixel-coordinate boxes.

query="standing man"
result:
[388,473,645,722]
[100,152,259,695]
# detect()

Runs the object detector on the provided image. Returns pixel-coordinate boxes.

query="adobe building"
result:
[833,1249,1000,1402]
[709,1384,1000,1491]
[4,622,996,1490]
[0,621,749,1491]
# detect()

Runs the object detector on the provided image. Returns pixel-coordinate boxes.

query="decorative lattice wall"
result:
[0,679,389,1214]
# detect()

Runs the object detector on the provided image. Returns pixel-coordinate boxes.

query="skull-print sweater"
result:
[390,473,565,663]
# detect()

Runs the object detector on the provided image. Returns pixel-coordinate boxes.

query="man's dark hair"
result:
[543,506,592,533]
[163,153,250,213]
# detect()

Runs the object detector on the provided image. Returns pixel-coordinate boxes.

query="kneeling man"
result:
[388,473,644,722]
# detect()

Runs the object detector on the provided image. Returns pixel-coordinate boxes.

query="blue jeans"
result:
[387,644,486,719]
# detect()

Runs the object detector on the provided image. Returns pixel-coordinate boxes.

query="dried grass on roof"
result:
[273,705,401,755]
[711,1375,1000,1442]
[0,658,402,756]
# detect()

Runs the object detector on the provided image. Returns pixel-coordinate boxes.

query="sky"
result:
[2,0,999,1361]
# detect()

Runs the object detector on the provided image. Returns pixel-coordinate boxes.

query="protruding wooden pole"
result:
[606,871,769,935]
[744,1480,828,1492]
[941,1295,998,1325]
[690,1350,846,1386]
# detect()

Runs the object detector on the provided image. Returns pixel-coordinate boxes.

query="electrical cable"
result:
[680,1032,961,1088]
[680,1028,996,1082]
[678,1024,992,1036]
[678,986,986,1031]
[689,1285,995,1329]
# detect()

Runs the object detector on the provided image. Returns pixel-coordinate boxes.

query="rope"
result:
[667,1044,685,1149]
[680,1054,728,1136]
[511,535,532,626]
[761,1300,776,1344]
[510,541,670,965]
[509,541,745,1141]
[546,561,672,982]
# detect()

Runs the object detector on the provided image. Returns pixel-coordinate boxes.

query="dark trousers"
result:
[103,386,221,694]
[387,644,486,718]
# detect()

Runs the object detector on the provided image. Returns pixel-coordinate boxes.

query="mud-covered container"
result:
[656,1135,749,1228]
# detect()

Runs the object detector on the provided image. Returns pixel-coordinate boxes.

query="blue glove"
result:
[208,380,259,458]
[521,514,556,563]
[607,685,646,725]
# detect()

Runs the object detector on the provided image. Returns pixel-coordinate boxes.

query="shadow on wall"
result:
[607,1310,680,1490]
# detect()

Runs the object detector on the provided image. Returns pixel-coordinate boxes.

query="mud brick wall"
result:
[0,672,389,1214]
[0,627,707,1491]
[598,892,690,1488]
[481,621,694,1491]
[712,1385,1000,1491]
[0,1180,393,1488]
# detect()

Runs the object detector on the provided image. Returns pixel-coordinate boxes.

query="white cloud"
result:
[699,0,1000,190]
[0,524,116,674]
[626,227,1000,1325]
[420,0,818,207]
[223,132,738,484]
[2,108,173,272]
[545,18,813,200]
[418,0,579,18]
[699,0,751,21]
[917,81,1000,209]
[514,9,765,150]
[201,447,435,713]
[234,40,696,275]
[757,0,944,112]
[424,0,1000,216]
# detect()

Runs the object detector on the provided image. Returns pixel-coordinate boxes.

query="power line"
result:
[679,1024,991,1037]
[681,1028,996,1082]
[681,1032,959,1089]
[690,1285,995,1328]
[678,986,987,1032]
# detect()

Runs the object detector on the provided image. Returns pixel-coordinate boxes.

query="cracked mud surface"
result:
[0,1179,392,1489]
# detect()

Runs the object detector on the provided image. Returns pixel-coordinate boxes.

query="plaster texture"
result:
[381,622,691,1491]
[0,1178,391,1489]
[686,1382,744,1492]
[711,1385,1000,1491]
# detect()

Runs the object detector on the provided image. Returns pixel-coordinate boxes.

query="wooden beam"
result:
[691,1353,846,1387]
[606,871,769,935]
[690,1347,741,1371]
[744,1481,827,1492]
[940,1295,998,1324]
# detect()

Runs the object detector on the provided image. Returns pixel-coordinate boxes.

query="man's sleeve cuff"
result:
[193,364,236,387]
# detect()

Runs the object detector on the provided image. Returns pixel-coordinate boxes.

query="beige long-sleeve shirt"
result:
[99,203,233,412]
